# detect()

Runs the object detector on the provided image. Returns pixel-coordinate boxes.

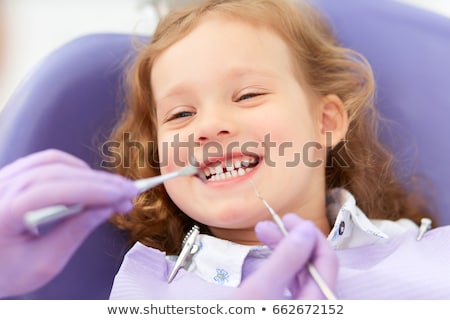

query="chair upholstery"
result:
[0,34,145,299]
[313,0,450,226]
[0,0,449,299]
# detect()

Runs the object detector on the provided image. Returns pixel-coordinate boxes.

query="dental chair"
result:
[0,0,449,299]
[0,34,142,299]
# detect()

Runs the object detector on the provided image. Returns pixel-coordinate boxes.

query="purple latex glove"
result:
[0,149,139,298]
[233,213,338,299]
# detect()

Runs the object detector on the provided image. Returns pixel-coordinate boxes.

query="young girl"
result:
[107,0,450,299]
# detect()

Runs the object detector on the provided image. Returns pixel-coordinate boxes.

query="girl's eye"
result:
[237,92,264,102]
[167,110,195,121]
[174,111,194,118]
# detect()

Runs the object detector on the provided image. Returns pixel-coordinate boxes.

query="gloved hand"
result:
[0,149,138,298]
[233,213,338,299]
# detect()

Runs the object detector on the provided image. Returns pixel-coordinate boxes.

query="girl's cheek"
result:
[157,135,173,174]
[158,134,193,174]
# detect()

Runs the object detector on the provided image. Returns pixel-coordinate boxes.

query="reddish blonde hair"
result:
[109,0,434,253]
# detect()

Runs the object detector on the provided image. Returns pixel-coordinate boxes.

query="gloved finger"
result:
[5,162,132,192]
[279,214,338,299]
[0,161,114,210]
[16,207,115,294]
[45,207,116,244]
[254,213,305,248]
[114,199,135,214]
[0,149,88,180]
[294,227,339,300]
[6,180,137,234]
[4,163,137,233]
[282,213,308,229]
[6,163,138,209]
[254,213,310,291]
[233,220,317,299]
[44,206,117,255]
[254,220,284,247]
[12,172,138,210]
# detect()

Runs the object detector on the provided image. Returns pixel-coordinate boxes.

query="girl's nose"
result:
[194,107,238,144]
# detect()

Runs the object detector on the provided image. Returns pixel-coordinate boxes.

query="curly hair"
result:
[107,0,434,254]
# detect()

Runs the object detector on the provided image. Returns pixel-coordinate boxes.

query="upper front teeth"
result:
[203,157,257,181]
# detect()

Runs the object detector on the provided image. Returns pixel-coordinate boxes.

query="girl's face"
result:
[152,16,330,244]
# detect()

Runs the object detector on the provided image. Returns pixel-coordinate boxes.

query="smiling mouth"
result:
[202,156,260,182]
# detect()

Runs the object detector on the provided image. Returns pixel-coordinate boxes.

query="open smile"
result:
[201,155,260,182]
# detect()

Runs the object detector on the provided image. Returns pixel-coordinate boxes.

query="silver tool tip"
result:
[187,156,207,183]
[179,164,207,183]
[416,217,432,241]
[250,179,263,200]
[179,164,199,176]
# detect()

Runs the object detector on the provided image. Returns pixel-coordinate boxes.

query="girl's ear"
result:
[318,94,348,147]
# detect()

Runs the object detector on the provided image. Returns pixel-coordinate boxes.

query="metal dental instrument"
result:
[250,180,337,300]
[416,217,432,241]
[167,225,200,283]
[24,165,206,235]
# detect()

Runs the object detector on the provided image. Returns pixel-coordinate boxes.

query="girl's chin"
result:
[187,204,266,228]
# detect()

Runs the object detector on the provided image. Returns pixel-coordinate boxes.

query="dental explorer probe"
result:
[250,180,337,300]
[24,164,206,235]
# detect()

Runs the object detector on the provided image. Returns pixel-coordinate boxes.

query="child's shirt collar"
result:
[325,188,417,249]
[180,234,269,288]
[177,188,419,287]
